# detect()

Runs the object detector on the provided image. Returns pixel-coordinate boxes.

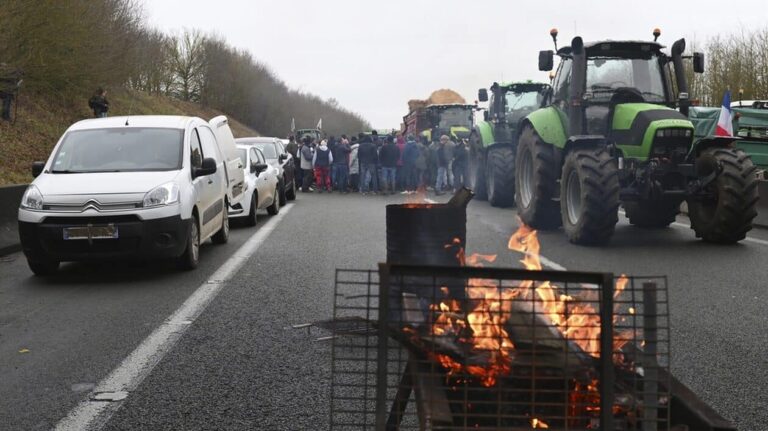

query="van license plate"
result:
[63,225,119,240]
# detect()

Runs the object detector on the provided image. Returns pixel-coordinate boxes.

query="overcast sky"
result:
[143,0,768,129]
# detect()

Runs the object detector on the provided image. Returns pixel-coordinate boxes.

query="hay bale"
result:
[427,89,466,105]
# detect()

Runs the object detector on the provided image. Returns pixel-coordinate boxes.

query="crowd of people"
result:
[285,131,469,196]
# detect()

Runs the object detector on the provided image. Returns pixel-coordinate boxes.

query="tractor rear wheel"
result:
[688,147,758,243]
[486,146,516,208]
[560,147,620,245]
[624,200,679,228]
[515,126,561,229]
[468,133,487,200]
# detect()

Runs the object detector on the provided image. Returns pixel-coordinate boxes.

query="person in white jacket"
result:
[300,137,315,192]
[349,137,360,192]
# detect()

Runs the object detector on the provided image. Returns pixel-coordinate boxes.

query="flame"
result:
[531,417,550,428]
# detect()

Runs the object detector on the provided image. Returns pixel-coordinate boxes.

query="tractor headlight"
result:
[20,185,44,210]
[142,182,180,208]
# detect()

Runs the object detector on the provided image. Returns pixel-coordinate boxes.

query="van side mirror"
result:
[693,52,705,74]
[32,161,45,177]
[538,50,554,71]
[478,89,489,102]
[194,157,217,178]
[252,163,268,174]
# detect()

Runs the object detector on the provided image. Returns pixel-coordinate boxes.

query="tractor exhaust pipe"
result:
[569,37,586,135]
[671,38,691,116]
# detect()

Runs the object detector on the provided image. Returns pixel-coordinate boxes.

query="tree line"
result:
[0,0,370,136]
[687,27,768,106]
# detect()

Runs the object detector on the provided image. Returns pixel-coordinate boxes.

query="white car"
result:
[235,137,297,204]
[231,144,280,225]
[18,115,233,275]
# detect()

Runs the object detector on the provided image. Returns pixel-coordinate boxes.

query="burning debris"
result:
[328,189,735,431]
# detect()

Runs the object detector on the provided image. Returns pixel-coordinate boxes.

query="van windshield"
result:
[51,128,184,173]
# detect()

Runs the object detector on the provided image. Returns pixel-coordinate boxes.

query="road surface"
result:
[0,193,765,430]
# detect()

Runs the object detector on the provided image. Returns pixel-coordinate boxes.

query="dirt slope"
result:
[0,90,258,185]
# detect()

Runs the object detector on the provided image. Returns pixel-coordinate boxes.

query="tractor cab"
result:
[479,82,550,142]
[424,104,475,142]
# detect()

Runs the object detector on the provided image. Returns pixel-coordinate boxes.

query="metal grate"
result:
[330,265,670,431]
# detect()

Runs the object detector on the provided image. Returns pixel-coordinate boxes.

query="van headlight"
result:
[20,185,44,210]
[142,182,180,208]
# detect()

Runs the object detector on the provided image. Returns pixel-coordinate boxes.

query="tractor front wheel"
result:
[560,147,620,245]
[688,147,758,243]
[515,126,561,229]
[486,146,516,208]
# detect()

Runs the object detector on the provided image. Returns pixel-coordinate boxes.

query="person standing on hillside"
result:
[300,136,315,192]
[0,64,22,122]
[312,139,333,193]
[88,87,109,118]
[379,136,400,194]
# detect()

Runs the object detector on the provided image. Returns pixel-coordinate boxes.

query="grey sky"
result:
[143,0,768,129]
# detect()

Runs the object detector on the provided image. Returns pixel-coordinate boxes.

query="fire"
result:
[531,417,550,428]
[402,185,430,207]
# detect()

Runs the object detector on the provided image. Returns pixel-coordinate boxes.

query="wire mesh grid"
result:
[330,265,670,431]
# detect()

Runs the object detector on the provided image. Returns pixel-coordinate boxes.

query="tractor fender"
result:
[474,122,495,149]
[689,136,740,160]
[524,107,568,149]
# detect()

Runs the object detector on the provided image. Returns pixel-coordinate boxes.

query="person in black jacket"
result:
[452,139,469,191]
[332,135,352,193]
[357,136,379,194]
[379,136,400,194]
[88,87,109,118]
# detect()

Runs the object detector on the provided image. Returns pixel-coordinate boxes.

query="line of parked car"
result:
[17,115,298,276]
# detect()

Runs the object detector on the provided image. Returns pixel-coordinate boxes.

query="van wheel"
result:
[278,179,288,205]
[212,203,230,244]
[267,188,280,215]
[27,258,60,276]
[245,192,258,227]
[178,214,200,270]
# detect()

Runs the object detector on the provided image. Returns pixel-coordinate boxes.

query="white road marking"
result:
[618,210,768,247]
[55,205,293,431]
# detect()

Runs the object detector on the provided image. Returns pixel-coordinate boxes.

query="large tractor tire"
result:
[486,146,516,208]
[560,147,620,245]
[688,147,758,243]
[624,200,679,228]
[515,126,562,229]
[468,133,487,200]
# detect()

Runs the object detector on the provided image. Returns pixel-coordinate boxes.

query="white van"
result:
[17,115,234,275]
[208,115,245,212]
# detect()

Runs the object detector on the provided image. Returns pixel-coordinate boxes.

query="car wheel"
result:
[27,257,60,276]
[278,179,287,205]
[178,214,200,270]
[245,192,258,227]
[267,188,280,215]
[286,178,297,201]
[212,202,230,244]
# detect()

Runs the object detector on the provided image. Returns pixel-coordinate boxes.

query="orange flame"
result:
[531,417,550,428]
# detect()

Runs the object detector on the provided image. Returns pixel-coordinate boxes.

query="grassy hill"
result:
[0,89,259,185]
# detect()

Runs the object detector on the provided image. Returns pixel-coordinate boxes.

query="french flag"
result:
[715,91,734,137]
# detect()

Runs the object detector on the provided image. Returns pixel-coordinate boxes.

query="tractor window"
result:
[586,57,666,102]
[438,107,472,129]
[505,91,544,113]
[553,59,572,105]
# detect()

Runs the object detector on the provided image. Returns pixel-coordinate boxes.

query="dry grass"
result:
[0,89,258,185]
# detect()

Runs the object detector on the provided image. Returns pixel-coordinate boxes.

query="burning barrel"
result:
[386,189,472,266]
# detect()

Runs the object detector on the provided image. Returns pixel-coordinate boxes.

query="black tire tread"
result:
[688,148,759,243]
[515,126,561,229]
[561,147,620,244]
[487,146,516,207]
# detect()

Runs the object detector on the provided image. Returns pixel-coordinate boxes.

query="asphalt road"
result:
[0,192,766,430]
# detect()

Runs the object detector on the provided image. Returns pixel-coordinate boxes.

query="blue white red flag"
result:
[715,91,734,137]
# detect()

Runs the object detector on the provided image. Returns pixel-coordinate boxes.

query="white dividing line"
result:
[55,205,293,431]
[617,209,768,247]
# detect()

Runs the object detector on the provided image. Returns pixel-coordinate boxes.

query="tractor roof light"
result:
[550,28,559,50]
[653,28,661,41]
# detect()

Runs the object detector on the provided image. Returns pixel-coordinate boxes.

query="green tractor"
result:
[469,81,551,207]
[516,30,759,244]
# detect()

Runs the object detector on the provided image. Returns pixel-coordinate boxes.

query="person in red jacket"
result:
[312,139,333,192]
